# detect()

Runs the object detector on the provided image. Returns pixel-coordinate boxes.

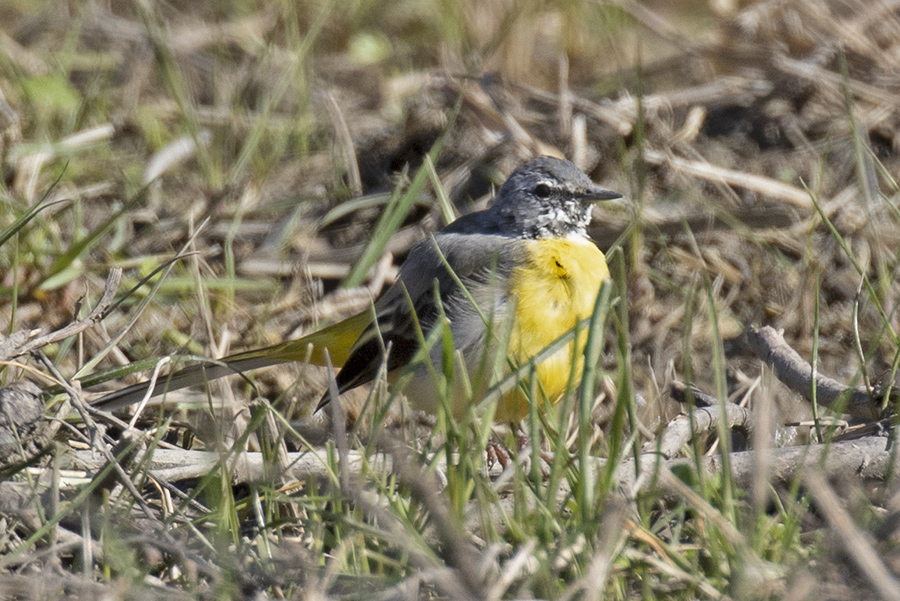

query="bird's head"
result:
[490,156,621,239]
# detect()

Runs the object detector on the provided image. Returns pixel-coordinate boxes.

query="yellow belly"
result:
[498,237,610,421]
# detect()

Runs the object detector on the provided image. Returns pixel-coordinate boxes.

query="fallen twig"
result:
[0,269,122,362]
[650,401,753,459]
[66,435,895,495]
[746,325,885,419]
[642,149,813,208]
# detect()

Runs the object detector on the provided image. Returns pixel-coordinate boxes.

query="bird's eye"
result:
[534,183,551,198]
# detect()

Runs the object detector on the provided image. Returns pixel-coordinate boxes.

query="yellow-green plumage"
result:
[227,309,371,368]
[499,237,609,421]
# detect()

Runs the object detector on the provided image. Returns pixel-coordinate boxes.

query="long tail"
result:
[93,310,371,411]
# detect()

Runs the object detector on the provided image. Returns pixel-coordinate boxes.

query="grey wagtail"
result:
[95,156,621,422]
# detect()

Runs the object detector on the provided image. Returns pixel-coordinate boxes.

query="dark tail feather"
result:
[92,355,286,411]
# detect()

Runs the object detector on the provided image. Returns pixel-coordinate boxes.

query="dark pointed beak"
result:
[581,185,622,202]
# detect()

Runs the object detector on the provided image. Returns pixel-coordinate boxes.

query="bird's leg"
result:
[485,439,513,470]
[484,427,554,477]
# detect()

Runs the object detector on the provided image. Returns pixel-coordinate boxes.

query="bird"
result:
[94,156,621,423]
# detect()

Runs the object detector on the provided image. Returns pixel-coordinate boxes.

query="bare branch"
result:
[650,402,753,459]
[0,269,122,362]
[65,435,895,494]
[746,325,883,419]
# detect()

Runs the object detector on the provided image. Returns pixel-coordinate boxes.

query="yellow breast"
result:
[499,237,610,421]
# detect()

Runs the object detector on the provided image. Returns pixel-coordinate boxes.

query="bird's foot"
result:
[485,436,554,478]
[485,440,513,471]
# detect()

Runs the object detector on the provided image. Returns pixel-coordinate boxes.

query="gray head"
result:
[487,156,621,239]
